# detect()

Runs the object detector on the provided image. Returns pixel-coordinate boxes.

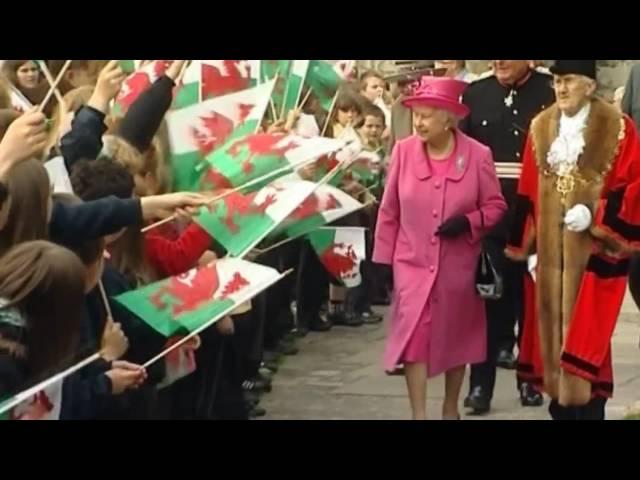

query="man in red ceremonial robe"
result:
[506,60,640,420]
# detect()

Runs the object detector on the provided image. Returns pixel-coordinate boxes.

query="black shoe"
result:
[249,406,267,418]
[496,350,517,370]
[242,378,271,394]
[276,339,299,356]
[243,391,260,407]
[262,360,279,373]
[291,326,309,338]
[385,365,405,376]
[329,312,364,327]
[308,315,333,332]
[359,309,383,324]
[282,332,296,343]
[258,367,274,381]
[464,386,491,415]
[520,383,544,407]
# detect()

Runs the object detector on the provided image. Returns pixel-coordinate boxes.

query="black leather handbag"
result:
[475,248,503,300]
[474,211,503,300]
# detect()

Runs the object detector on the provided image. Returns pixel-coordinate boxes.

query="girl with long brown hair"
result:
[0,241,87,397]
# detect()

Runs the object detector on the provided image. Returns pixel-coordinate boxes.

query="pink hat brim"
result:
[402,96,470,119]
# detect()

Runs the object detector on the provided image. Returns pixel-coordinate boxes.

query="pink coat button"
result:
[429,265,435,272]
[431,237,437,245]
[432,210,438,217]
[435,182,441,189]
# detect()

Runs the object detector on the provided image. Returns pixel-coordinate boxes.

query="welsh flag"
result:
[156,336,199,389]
[195,178,318,257]
[280,60,310,116]
[270,182,363,241]
[0,382,62,421]
[114,258,281,337]
[202,60,256,100]
[167,80,275,191]
[173,60,261,110]
[172,60,202,110]
[113,60,173,116]
[305,60,348,111]
[200,133,344,192]
[307,227,366,287]
[260,60,291,117]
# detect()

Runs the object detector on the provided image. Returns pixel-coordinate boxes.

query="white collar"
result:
[546,101,591,172]
[559,102,591,136]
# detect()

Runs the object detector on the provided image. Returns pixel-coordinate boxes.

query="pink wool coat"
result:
[373,132,507,376]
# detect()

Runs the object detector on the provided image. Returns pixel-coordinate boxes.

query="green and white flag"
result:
[271,182,363,241]
[307,227,366,287]
[305,60,347,111]
[0,383,62,421]
[114,258,282,338]
[202,60,256,100]
[172,60,202,110]
[195,178,318,257]
[200,133,344,192]
[113,60,172,116]
[280,60,310,116]
[167,79,275,191]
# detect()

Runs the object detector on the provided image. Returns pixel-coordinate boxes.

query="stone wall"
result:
[356,60,640,100]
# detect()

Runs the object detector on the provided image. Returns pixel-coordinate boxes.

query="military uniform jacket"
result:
[459,71,555,238]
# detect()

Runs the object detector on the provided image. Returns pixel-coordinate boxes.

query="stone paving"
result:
[262,291,640,420]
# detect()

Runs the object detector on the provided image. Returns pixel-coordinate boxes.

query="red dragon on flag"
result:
[226,133,300,175]
[189,111,235,157]
[202,61,252,99]
[320,242,359,283]
[209,191,278,234]
[149,265,250,317]
[11,391,55,420]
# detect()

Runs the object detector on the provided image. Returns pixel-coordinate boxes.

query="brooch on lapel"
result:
[456,155,465,172]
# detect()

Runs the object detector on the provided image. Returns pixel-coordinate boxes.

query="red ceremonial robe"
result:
[506,98,640,406]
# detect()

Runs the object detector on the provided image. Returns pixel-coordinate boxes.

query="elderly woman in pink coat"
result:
[373,76,507,420]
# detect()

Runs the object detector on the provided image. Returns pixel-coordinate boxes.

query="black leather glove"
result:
[436,215,471,238]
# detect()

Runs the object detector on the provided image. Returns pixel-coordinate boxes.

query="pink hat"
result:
[402,76,469,118]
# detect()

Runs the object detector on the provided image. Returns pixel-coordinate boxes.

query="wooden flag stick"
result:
[37,61,66,112]
[280,76,291,120]
[142,269,294,369]
[177,60,191,85]
[38,60,72,114]
[0,352,101,415]
[320,92,339,137]
[298,88,313,110]
[250,161,345,258]
[97,280,113,321]
[141,157,318,234]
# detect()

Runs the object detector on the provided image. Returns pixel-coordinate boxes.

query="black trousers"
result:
[548,397,607,420]
[295,239,329,328]
[469,235,526,399]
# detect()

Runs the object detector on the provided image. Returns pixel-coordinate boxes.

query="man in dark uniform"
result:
[459,60,555,414]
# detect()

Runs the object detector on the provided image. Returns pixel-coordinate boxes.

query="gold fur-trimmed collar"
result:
[530,97,624,180]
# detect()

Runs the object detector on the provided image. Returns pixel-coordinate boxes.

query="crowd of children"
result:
[0,59,395,420]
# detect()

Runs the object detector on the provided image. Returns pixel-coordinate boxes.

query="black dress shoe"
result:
[261,360,279,373]
[464,386,491,415]
[520,383,544,407]
[329,312,364,327]
[249,406,266,418]
[291,326,309,338]
[308,315,333,332]
[263,351,281,363]
[359,309,383,324]
[496,350,517,370]
[276,339,299,356]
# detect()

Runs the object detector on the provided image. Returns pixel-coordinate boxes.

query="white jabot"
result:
[546,102,591,175]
